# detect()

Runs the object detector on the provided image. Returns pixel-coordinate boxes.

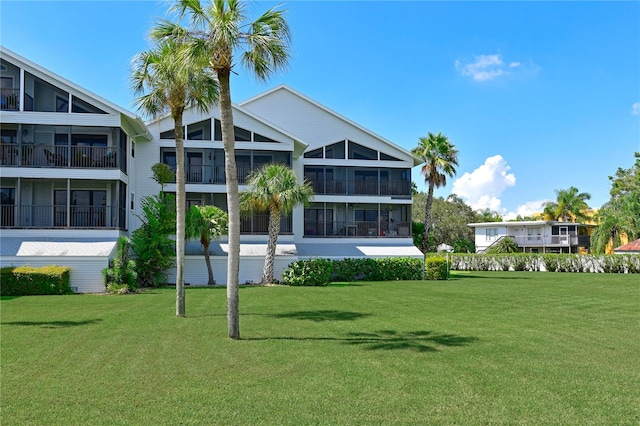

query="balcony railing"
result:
[240,214,292,235]
[0,205,125,229]
[167,164,255,184]
[0,143,122,170]
[308,179,411,196]
[304,220,411,238]
[0,88,20,111]
[510,235,589,247]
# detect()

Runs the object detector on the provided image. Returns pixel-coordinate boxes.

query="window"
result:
[214,119,222,141]
[1,128,17,144]
[527,227,541,241]
[254,132,277,143]
[304,147,323,158]
[348,141,377,160]
[71,96,107,114]
[1,187,15,227]
[325,141,345,159]
[130,193,135,210]
[380,152,401,161]
[187,119,211,140]
[234,126,251,142]
[355,209,379,222]
[56,94,69,113]
[486,228,499,241]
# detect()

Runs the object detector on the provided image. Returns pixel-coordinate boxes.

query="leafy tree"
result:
[152,162,176,194]
[591,152,640,253]
[475,208,503,222]
[186,205,228,285]
[156,0,291,337]
[453,239,475,253]
[131,37,218,317]
[102,237,137,294]
[411,132,459,253]
[240,164,313,284]
[486,236,520,254]
[543,186,592,222]
[131,193,176,288]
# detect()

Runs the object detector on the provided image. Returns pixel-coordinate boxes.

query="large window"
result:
[348,141,377,160]
[486,228,499,241]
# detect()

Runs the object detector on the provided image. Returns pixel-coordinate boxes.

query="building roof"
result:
[613,238,640,253]
[468,220,594,227]
[0,45,151,142]
[1,237,117,257]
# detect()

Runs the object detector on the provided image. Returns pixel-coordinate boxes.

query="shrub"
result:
[282,257,424,286]
[0,265,72,296]
[425,256,448,280]
[103,237,137,294]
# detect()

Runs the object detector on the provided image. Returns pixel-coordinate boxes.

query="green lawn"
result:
[2,272,638,425]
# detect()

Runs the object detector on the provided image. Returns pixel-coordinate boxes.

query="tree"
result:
[131,37,218,316]
[240,164,313,284]
[475,208,503,223]
[186,205,228,285]
[411,132,459,253]
[486,236,519,254]
[156,0,291,337]
[591,152,640,253]
[151,162,176,194]
[543,186,592,223]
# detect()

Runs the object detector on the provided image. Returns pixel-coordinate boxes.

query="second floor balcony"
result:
[1,204,125,229]
[1,143,124,170]
[307,179,411,196]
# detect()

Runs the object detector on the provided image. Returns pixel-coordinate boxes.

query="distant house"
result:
[613,238,640,254]
[468,220,594,254]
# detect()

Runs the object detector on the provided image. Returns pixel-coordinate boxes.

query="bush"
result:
[103,237,137,294]
[282,257,424,286]
[0,265,72,296]
[425,256,448,280]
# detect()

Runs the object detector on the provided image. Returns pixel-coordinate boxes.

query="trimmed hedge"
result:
[425,256,448,280]
[1,265,72,296]
[449,253,639,274]
[282,257,423,286]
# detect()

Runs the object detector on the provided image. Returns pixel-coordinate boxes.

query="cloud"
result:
[456,54,535,82]
[452,155,516,212]
[632,102,640,115]
[503,200,550,221]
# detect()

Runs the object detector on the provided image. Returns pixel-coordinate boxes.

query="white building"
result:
[1,46,422,292]
[469,220,594,254]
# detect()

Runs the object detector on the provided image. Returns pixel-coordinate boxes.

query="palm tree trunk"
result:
[263,206,281,284]
[203,241,215,285]
[422,182,435,253]
[174,110,186,317]
[218,68,240,339]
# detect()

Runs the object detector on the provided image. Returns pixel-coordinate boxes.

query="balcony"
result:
[304,220,411,238]
[168,164,256,184]
[0,143,122,170]
[0,205,125,229]
[241,214,292,235]
[0,88,20,111]
[308,179,411,196]
[507,235,591,248]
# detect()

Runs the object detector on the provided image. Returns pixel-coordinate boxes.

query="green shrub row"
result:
[0,265,72,296]
[282,257,424,286]
[449,253,640,273]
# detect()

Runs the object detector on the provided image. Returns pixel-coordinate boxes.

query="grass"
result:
[1,271,638,425]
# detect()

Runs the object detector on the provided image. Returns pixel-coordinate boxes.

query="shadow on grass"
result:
[451,273,532,280]
[2,319,103,328]
[269,310,372,322]
[247,329,478,352]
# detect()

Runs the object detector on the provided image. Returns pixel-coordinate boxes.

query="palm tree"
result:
[154,0,291,338]
[241,164,313,284]
[186,205,229,285]
[590,197,639,253]
[543,186,592,222]
[131,37,218,317]
[411,132,459,253]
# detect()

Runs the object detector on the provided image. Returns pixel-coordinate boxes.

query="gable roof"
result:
[613,238,640,253]
[241,85,423,166]
[0,45,151,142]
[468,220,595,227]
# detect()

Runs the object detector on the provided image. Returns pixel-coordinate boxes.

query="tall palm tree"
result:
[154,0,291,338]
[543,186,592,222]
[590,197,639,253]
[131,37,218,317]
[241,164,313,284]
[186,205,228,285]
[411,132,458,253]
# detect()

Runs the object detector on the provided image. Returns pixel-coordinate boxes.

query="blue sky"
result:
[2,0,639,218]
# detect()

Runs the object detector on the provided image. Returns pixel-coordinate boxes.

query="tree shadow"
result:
[269,310,372,322]
[2,319,103,329]
[247,329,478,352]
[453,273,532,280]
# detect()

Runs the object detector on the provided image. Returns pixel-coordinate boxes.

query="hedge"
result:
[282,257,424,286]
[1,265,72,296]
[425,256,448,280]
[448,253,639,274]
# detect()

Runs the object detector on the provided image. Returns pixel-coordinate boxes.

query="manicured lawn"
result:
[1,272,638,425]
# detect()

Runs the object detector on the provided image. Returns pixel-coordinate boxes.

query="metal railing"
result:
[0,88,20,111]
[0,143,121,170]
[308,179,411,196]
[240,214,292,235]
[304,220,411,237]
[0,205,124,229]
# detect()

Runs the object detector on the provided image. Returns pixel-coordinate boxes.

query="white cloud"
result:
[452,155,516,212]
[503,200,550,221]
[456,54,535,82]
[631,102,640,115]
